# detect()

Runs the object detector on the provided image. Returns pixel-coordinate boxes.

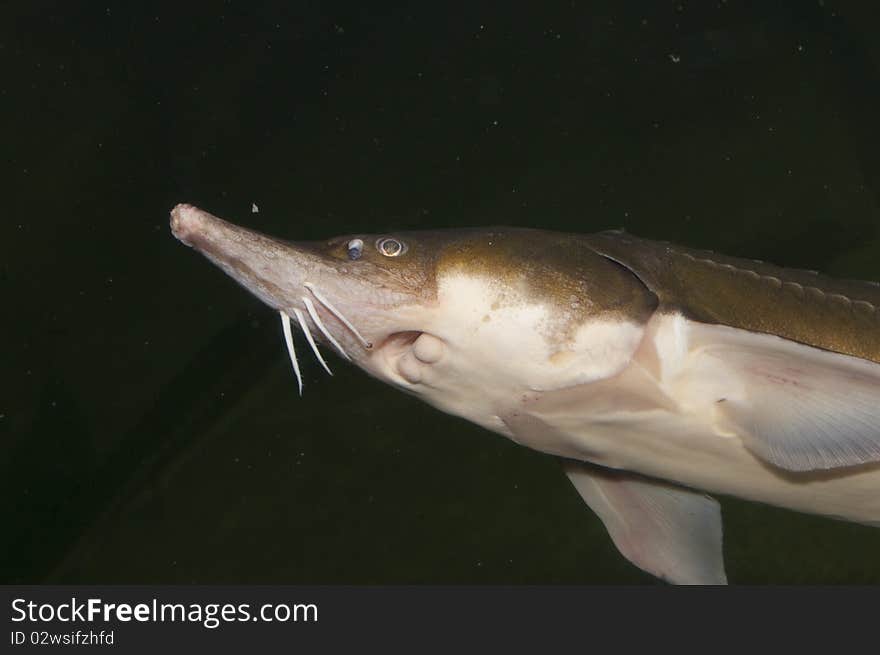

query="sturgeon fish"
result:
[170,203,880,584]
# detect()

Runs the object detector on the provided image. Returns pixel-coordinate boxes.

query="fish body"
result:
[170,204,880,583]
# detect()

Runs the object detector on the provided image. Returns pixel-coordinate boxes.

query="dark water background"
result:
[3,1,880,584]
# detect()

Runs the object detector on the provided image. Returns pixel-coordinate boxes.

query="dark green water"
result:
[4,1,880,584]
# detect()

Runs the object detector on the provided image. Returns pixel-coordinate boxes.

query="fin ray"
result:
[693,323,880,471]
[564,461,727,585]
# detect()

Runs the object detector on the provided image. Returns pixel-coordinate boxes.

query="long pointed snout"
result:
[169,204,386,379]
[170,203,322,313]
[170,203,220,246]
[171,203,293,268]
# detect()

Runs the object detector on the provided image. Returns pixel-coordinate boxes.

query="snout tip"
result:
[170,203,210,245]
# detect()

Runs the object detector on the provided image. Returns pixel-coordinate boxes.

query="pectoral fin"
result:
[564,461,727,585]
[692,323,880,472]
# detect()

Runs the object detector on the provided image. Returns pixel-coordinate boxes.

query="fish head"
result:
[171,205,656,433]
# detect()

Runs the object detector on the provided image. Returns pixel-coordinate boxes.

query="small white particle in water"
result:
[251,202,259,213]
[669,53,681,63]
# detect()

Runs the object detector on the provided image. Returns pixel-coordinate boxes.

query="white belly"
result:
[501,313,880,526]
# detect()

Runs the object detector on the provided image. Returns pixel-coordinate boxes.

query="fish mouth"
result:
[373,330,450,389]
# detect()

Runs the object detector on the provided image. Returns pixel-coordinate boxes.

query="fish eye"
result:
[346,238,364,260]
[376,237,406,257]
